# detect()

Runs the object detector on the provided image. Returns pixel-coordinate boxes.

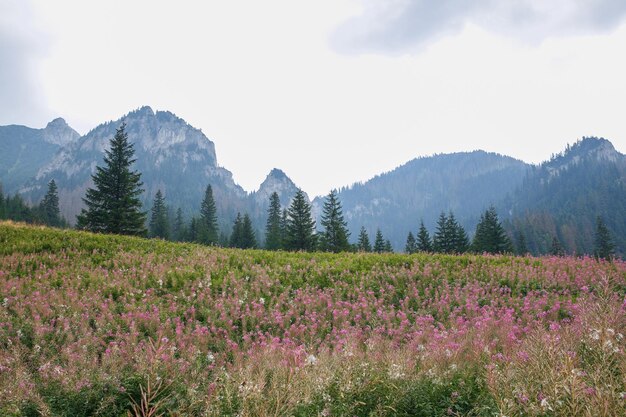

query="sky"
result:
[2,0,626,197]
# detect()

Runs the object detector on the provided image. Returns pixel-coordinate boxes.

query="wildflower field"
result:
[0,222,624,416]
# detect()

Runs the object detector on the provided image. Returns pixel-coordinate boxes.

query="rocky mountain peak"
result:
[547,137,622,173]
[253,168,302,206]
[42,117,80,146]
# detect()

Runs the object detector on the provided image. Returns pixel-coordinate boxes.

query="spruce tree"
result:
[416,220,433,252]
[515,231,528,255]
[471,206,511,254]
[265,192,282,250]
[448,212,469,253]
[240,213,257,249]
[405,231,417,254]
[76,123,146,235]
[357,226,371,252]
[285,189,316,251]
[550,236,564,256]
[319,190,350,252]
[230,213,243,248]
[173,208,185,241]
[373,229,385,253]
[40,179,62,227]
[200,184,219,245]
[594,216,615,260]
[149,190,169,239]
[384,239,393,253]
[433,212,452,253]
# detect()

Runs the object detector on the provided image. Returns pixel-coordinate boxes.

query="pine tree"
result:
[373,229,385,253]
[76,123,146,235]
[416,220,433,252]
[265,192,282,250]
[149,190,169,239]
[173,208,185,241]
[319,190,350,253]
[188,217,201,243]
[550,236,564,256]
[515,231,528,255]
[471,206,511,254]
[405,231,417,254]
[357,226,371,252]
[594,216,615,260]
[40,179,62,227]
[433,212,452,253]
[285,189,316,251]
[200,184,219,245]
[448,212,469,253]
[240,213,257,249]
[230,213,243,248]
[384,239,393,253]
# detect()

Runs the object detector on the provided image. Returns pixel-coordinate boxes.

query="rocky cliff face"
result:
[0,118,79,193]
[22,106,246,224]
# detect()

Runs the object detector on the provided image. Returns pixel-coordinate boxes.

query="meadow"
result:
[0,221,624,416]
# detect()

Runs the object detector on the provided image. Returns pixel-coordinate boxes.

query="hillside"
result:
[0,221,624,416]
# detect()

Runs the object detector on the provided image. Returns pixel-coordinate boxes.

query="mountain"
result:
[502,137,626,256]
[315,151,530,250]
[0,118,79,193]
[21,107,247,227]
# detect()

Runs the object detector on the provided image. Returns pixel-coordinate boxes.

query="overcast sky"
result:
[2,0,626,197]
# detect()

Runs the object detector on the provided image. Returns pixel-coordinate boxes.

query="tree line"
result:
[0,123,617,260]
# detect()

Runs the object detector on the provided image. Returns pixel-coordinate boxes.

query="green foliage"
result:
[76,123,146,235]
[149,189,169,239]
[200,184,219,245]
[433,212,468,254]
[285,189,316,251]
[40,179,63,227]
[172,207,186,242]
[357,226,371,252]
[550,236,565,256]
[319,190,350,253]
[264,192,282,250]
[373,229,386,253]
[405,231,417,254]
[594,216,615,260]
[471,206,512,254]
[416,220,432,252]
[231,212,256,249]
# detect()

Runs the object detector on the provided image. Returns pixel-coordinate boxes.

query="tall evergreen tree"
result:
[319,190,350,253]
[40,179,62,227]
[416,220,433,252]
[550,236,564,256]
[433,212,453,253]
[200,184,219,245]
[76,123,146,235]
[384,239,393,253]
[240,213,257,249]
[448,212,469,253]
[357,226,371,252]
[405,231,417,254]
[172,208,185,241]
[230,213,243,248]
[594,216,615,260]
[471,206,511,254]
[149,190,169,239]
[265,192,282,250]
[373,229,386,253]
[285,189,316,251]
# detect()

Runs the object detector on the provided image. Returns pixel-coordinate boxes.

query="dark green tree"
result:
[471,206,512,254]
[230,213,243,248]
[172,208,186,241]
[265,192,282,250]
[149,189,169,239]
[448,212,469,253]
[433,212,453,253]
[285,189,316,251]
[384,239,393,253]
[279,208,288,249]
[188,217,201,243]
[405,231,417,254]
[40,179,63,227]
[319,190,350,253]
[594,216,615,260]
[240,213,257,249]
[76,123,146,235]
[515,231,528,255]
[373,229,385,253]
[0,183,5,219]
[357,226,371,252]
[416,220,433,252]
[200,184,219,245]
[550,236,564,256]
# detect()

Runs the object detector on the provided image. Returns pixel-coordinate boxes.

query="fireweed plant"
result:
[0,221,624,416]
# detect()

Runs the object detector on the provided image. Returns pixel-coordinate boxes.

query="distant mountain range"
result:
[1,106,624,256]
